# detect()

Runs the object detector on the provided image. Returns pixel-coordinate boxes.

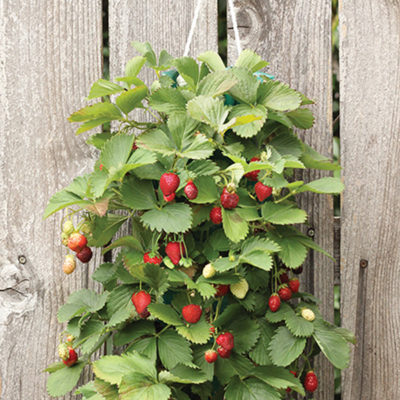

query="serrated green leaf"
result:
[69,102,123,123]
[298,177,344,194]
[86,132,113,149]
[225,376,281,400]
[78,319,104,354]
[286,108,315,129]
[197,51,226,71]
[107,307,132,329]
[173,57,200,90]
[249,320,274,366]
[158,330,193,370]
[141,203,192,233]
[94,378,119,400]
[285,309,314,337]
[258,80,301,111]
[262,202,307,225]
[159,365,206,384]
[268,326,306,367]
[187,159,219,176]
[125,56,147,77]
[253,365,305,395]
[87,79,124,100]
[269,130,303,157]
[121,176,157,210]
[313,320,350,369]
[176,317,211,344]
[89,214,128,247]
[189,176,218,203]
[114,320,155,347]
[229,104,267,138]
[119,376,171,400]
[239,237,279,271]
[116,85,147,114]
[127,336,157,361]
[235,49,268,73]
[149,88,187,114]
[222,208,249,243]
[44,361,65,373]
[187,95,229,131]
[228,317,260,353]
[106,285,135,316]
[147,303,182,325]
[228,67,259,104]
[132,41,157,67]
[265,302,293,323]
[197,70,237,97]
[58,290,108,322]
[213,256,240,272]
[136,128,176,155]
[300,143,340,170]
[102,235,143,254]
[47,362,86,397]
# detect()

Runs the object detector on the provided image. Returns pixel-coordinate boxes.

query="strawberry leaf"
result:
[158,330,194,370]
[221,208,249,243]
[47,362,86,397]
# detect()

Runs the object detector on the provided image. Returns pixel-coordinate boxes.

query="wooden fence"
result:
[0,0,399,398]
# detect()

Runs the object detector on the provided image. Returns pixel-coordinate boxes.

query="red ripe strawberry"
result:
[215,284,229,297]
[160,172,180,196]
[216,332,234,350]
[210,206,222,224]
[304,371,318,393]
[244,157,261,181]
[182,304,202,324]
[255,182,273,201]
[204,349,218,364]
[131,291,151,315]
[99,163,104,171]
[293,265,303,275]
[289,278,300,293]
[279,272,289,284]
[209,325,215,334]
[132,143,138,150]
[76,246,92,263]
[68,233,87,253]
[217,346,231,358]
[268,294,281,312]
[63,347,78,367]
[163,192,175,202]
[143,252,163,265]
[278,285,292,301]
[286,370,297,392]
[139,310,150,319]
[220,187,239,209]
[184,180,198,200]
[165,241,185,265]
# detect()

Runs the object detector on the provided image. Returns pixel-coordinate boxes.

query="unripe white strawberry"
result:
[62,220,74,235]
[301,308,315,321]
[58,343,69,360]
[63,255,76,275]
[230,278,249,299]
[202,263,216,279]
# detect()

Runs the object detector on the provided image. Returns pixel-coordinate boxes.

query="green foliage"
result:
[44,44,350,399]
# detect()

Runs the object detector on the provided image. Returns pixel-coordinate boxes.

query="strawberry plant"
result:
[44,43,354,399]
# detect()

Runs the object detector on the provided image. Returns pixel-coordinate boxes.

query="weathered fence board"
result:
[228,1,335,398]
[0,1,103,398]
[340,1,400,399]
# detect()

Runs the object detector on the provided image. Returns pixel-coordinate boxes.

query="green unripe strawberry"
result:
[230,278,249,299]
[62,220,74,235]
[80,223,91,235]
[58,343,69,360]
[202,263,216,279]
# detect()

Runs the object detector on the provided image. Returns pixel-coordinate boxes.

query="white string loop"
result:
[183,0,243,58]
[183,0,205,57]
[228,0,242,57]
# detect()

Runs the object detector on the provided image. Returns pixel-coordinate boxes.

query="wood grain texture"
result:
[109,0,218,79]
[0,1,102,398]
[228,1,335,398]
[340,0,400,398]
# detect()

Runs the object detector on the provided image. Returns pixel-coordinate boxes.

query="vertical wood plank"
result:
[340,0,400,398]
[0,1,102,398]
[228,1,334,398]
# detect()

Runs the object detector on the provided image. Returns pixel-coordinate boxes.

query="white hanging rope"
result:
[183,0,242,59]
[183,0,205,57]
[228,0,242,57]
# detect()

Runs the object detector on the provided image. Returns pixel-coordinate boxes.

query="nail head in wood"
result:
[307,228,315,237]
[18,255,27,264]
[360,259,368,269]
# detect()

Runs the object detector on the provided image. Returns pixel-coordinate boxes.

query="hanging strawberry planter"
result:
[44,42,354,399]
